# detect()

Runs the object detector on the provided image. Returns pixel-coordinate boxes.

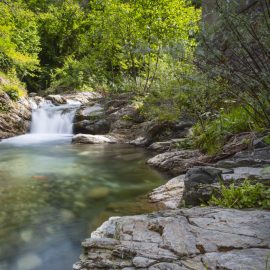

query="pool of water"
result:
[0,134,165,270]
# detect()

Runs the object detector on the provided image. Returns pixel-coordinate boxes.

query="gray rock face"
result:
[74,119,111,135]
[74,104,104,122]
[0,93,32,139]
[72,134,117,144]
[149,175,185,209]
[46,95,67,105]
[148,139,189,153]
[147,150,206,175]
[183,167,223,205]
[74,207,270,270]
[217,147,270,168]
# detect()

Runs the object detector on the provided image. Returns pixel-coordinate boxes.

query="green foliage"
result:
[50,0,201,92]
[208,180,270,209]
[0,1,40,79]
[193,107,257,154]
[197,0,270,127]
[2,85,25,101]
[263,136,270,146]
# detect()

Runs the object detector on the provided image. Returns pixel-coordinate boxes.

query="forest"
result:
[1,0,270,154]
[0,1,270,269]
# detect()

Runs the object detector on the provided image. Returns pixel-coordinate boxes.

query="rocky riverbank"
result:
[74,207,270,270]
[1,92,269,269]
[0,92,32,139]
[71,94,270,269]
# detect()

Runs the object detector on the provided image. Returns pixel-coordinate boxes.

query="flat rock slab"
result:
[72,134,117,144]
[73,207,270,270]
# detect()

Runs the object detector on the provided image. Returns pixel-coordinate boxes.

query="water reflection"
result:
[0,135,165,270]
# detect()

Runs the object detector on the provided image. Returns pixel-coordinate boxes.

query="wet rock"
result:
[73,119,111,135]
[87,187,110,200]
[129,136,150,147]
[74,104,104,122]
[17,253,42,270]
[60,209,75,221]
[147,150,206,175]
[46,95,67,105]
[20,230,33,243]
[149,175,185,209]
[74,207,270,270]
[72,134,117,144]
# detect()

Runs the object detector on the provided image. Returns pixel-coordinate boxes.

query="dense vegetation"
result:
[0,0,269,155]
[208,180,270,209]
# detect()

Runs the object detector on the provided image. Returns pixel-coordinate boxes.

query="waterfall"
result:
[30,100,79,134]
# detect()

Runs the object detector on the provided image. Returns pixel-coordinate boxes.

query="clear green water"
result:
[0,134,165,270]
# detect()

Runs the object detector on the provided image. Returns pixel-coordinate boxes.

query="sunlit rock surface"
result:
[0,92,32,139]
[72,134,118,144]
[74,207,270,270]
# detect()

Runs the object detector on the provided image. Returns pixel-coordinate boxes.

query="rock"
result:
[182,167,223,206]
[202,248,270,270]
[217,146,270,168]
[222,166,270,184]
[29,92,37,97]
[147,150,207,175]
[64,92,102,105]
[74,207,270,270]
[0,93,32,139]
[87,187,110,200]
[46,95,67,105]
[149,175,185,209]
[17,253,42,270]
[72,134,117,144]
[74,104,104,122]
[73,119,111,135]
[148,138,190,153]
[220,132,254,157]
[129,136,150,147]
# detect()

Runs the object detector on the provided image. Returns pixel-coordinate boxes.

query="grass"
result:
[192,107,257,155]
[208,179,270,209]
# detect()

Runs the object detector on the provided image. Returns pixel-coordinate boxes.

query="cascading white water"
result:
[30,100,79,134]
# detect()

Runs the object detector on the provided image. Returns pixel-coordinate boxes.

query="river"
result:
[0,101,165,270]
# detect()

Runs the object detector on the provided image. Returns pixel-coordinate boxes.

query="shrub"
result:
[193,106,257,155]
[2,84,26,101]
[208,180,270,209]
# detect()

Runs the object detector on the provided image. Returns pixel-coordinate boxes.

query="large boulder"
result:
[74,104,104,122]
[147,150,207,175]
[72,134,117,144]
[46,95,67,105]
[183,167,223,205]
[73,207,270,270]
[73,119,111,135]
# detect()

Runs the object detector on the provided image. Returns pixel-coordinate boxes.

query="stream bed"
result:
[0,134,165,270]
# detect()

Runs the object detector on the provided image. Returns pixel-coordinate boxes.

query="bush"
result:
[193,106,257,155]
[208,180,270,209]
[2,84,26,101]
